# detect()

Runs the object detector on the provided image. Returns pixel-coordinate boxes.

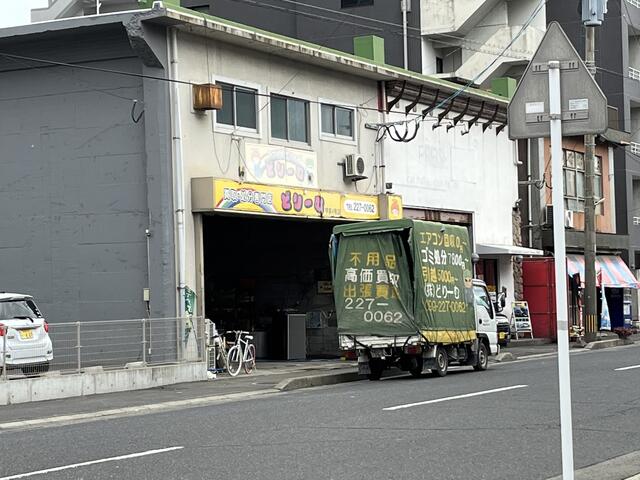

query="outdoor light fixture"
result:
[192,83,223,111]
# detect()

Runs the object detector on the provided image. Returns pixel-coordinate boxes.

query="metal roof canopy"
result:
[508,21,607,140]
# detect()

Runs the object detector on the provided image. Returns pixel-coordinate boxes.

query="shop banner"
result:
[331,220,476,342]
[333,232,416,336]
[244,143,318,189]
[214,179,396,221]
[412,221,476,342]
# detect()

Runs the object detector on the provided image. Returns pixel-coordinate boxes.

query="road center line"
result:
[383,385,529,411]
[614,364,640,371]
[0,446,184,480]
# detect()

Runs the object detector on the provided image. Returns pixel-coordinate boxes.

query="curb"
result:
[546,450,640,480]
[585,339,634,350]
[275,371,361,391]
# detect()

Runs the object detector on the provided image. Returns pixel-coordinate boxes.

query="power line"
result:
[225,0,535,60]
[0,50,410,117]
[375,0,547,142]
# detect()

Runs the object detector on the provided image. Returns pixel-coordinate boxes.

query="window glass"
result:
[217,82,234,126]
[321,104,335,134]
[576,171,585,198]
[270,95,287,140]
[595,155,602,174]
[235,88,257,129]
[336,107,354,137]
[0,300,39,320]
[566,150,575,168]
[575,152,585,170]
[565,169,576,197]
[288,98,308,143]
[473,286,493,318]
[341,0,373,7]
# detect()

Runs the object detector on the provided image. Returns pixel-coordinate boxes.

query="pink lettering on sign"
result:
[281,191,292,211]
[279,190,327,215]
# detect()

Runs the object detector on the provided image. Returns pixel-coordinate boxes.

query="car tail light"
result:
[0,324,4,336]
[43,321,49,333]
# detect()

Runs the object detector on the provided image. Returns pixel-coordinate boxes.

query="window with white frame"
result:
[270,94,310,143]
[563,149,603,214]
[216,82,258,130]
[320,103,355,140]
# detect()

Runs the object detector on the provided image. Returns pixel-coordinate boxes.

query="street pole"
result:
[401,0,409,70]
[549,60,576,480]
[584,25,598,341]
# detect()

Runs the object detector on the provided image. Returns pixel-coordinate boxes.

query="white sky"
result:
[0,0,49,28]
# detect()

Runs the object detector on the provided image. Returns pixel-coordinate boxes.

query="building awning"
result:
[476,243,544,256]
[566,254,640,289]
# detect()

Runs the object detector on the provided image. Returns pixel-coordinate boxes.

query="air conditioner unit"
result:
[344,154,368,181]
[544,205,553,226]
[565,210,574,229]
[545,205,575,228]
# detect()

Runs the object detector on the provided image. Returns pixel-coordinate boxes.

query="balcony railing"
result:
[630,67,640,81]
[627,0,640,8]
[630,141,640,156]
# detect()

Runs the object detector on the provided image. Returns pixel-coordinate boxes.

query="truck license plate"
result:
[499,332,506,340]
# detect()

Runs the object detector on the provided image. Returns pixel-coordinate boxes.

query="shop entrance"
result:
[203,214,343,360]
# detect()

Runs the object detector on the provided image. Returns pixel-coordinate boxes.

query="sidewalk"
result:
[0,359,356,425]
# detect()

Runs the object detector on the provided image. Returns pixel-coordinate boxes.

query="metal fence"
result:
[1,317,207,381]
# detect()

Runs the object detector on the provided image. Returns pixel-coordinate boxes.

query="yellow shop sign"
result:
[202,179,401,221]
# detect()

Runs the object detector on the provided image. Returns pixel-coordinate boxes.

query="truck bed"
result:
[339,334,422,350]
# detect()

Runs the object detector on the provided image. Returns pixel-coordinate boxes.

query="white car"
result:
[0,293,53,375]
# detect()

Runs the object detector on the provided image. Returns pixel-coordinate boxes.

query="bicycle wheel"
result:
[244,344,256,374]
[227,345,242,377]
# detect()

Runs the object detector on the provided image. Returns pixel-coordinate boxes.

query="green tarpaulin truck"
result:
[330,219,501,380]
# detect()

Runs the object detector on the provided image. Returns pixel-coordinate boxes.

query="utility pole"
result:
[582,0,607,341]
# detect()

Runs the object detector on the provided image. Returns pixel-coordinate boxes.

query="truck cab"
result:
[472,279,499,355]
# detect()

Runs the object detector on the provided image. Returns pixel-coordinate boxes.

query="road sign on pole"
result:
[508,21,607,140]
[507,21,610,480]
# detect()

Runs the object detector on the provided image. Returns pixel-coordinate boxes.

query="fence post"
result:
[142,318,147,364]
[76,321,81,374]
[2,326,7,381]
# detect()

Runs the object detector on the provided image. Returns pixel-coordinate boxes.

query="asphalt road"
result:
[2,345,640,480]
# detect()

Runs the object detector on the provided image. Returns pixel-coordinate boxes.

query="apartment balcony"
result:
[421,0,502,37]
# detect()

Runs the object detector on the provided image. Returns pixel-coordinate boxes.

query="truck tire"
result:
[368,359,384,381]
[409,357,423,378]
[473,342,489,371]
[430,347,448,377]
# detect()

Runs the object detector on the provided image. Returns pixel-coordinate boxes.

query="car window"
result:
[473,286,492,314]
[0,300,40,320]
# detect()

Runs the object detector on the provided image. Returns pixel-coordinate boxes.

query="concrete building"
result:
[5,3,522,357]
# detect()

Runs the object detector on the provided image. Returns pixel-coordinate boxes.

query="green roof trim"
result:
[160,4,508,105]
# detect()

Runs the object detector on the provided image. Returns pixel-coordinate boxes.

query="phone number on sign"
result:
[425,300,468,313]
[344,298,403,324]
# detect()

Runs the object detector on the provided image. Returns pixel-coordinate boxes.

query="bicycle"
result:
[226,330,256,376]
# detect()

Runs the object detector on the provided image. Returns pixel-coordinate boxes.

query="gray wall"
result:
[182,0,423,72]
[0,24,176,323]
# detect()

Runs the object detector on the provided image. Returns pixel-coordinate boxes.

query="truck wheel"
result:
[430,347,448,377]
[368,359,383,381]
[474,342,489,371]
[409,357,423,378]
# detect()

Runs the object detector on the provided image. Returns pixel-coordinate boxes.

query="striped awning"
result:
[566,254,640,289]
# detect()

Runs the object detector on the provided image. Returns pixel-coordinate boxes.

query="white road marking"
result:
[383,385,529,411]
[614,364,640,371]
[0,446,184,480]
[0,389,278,432]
